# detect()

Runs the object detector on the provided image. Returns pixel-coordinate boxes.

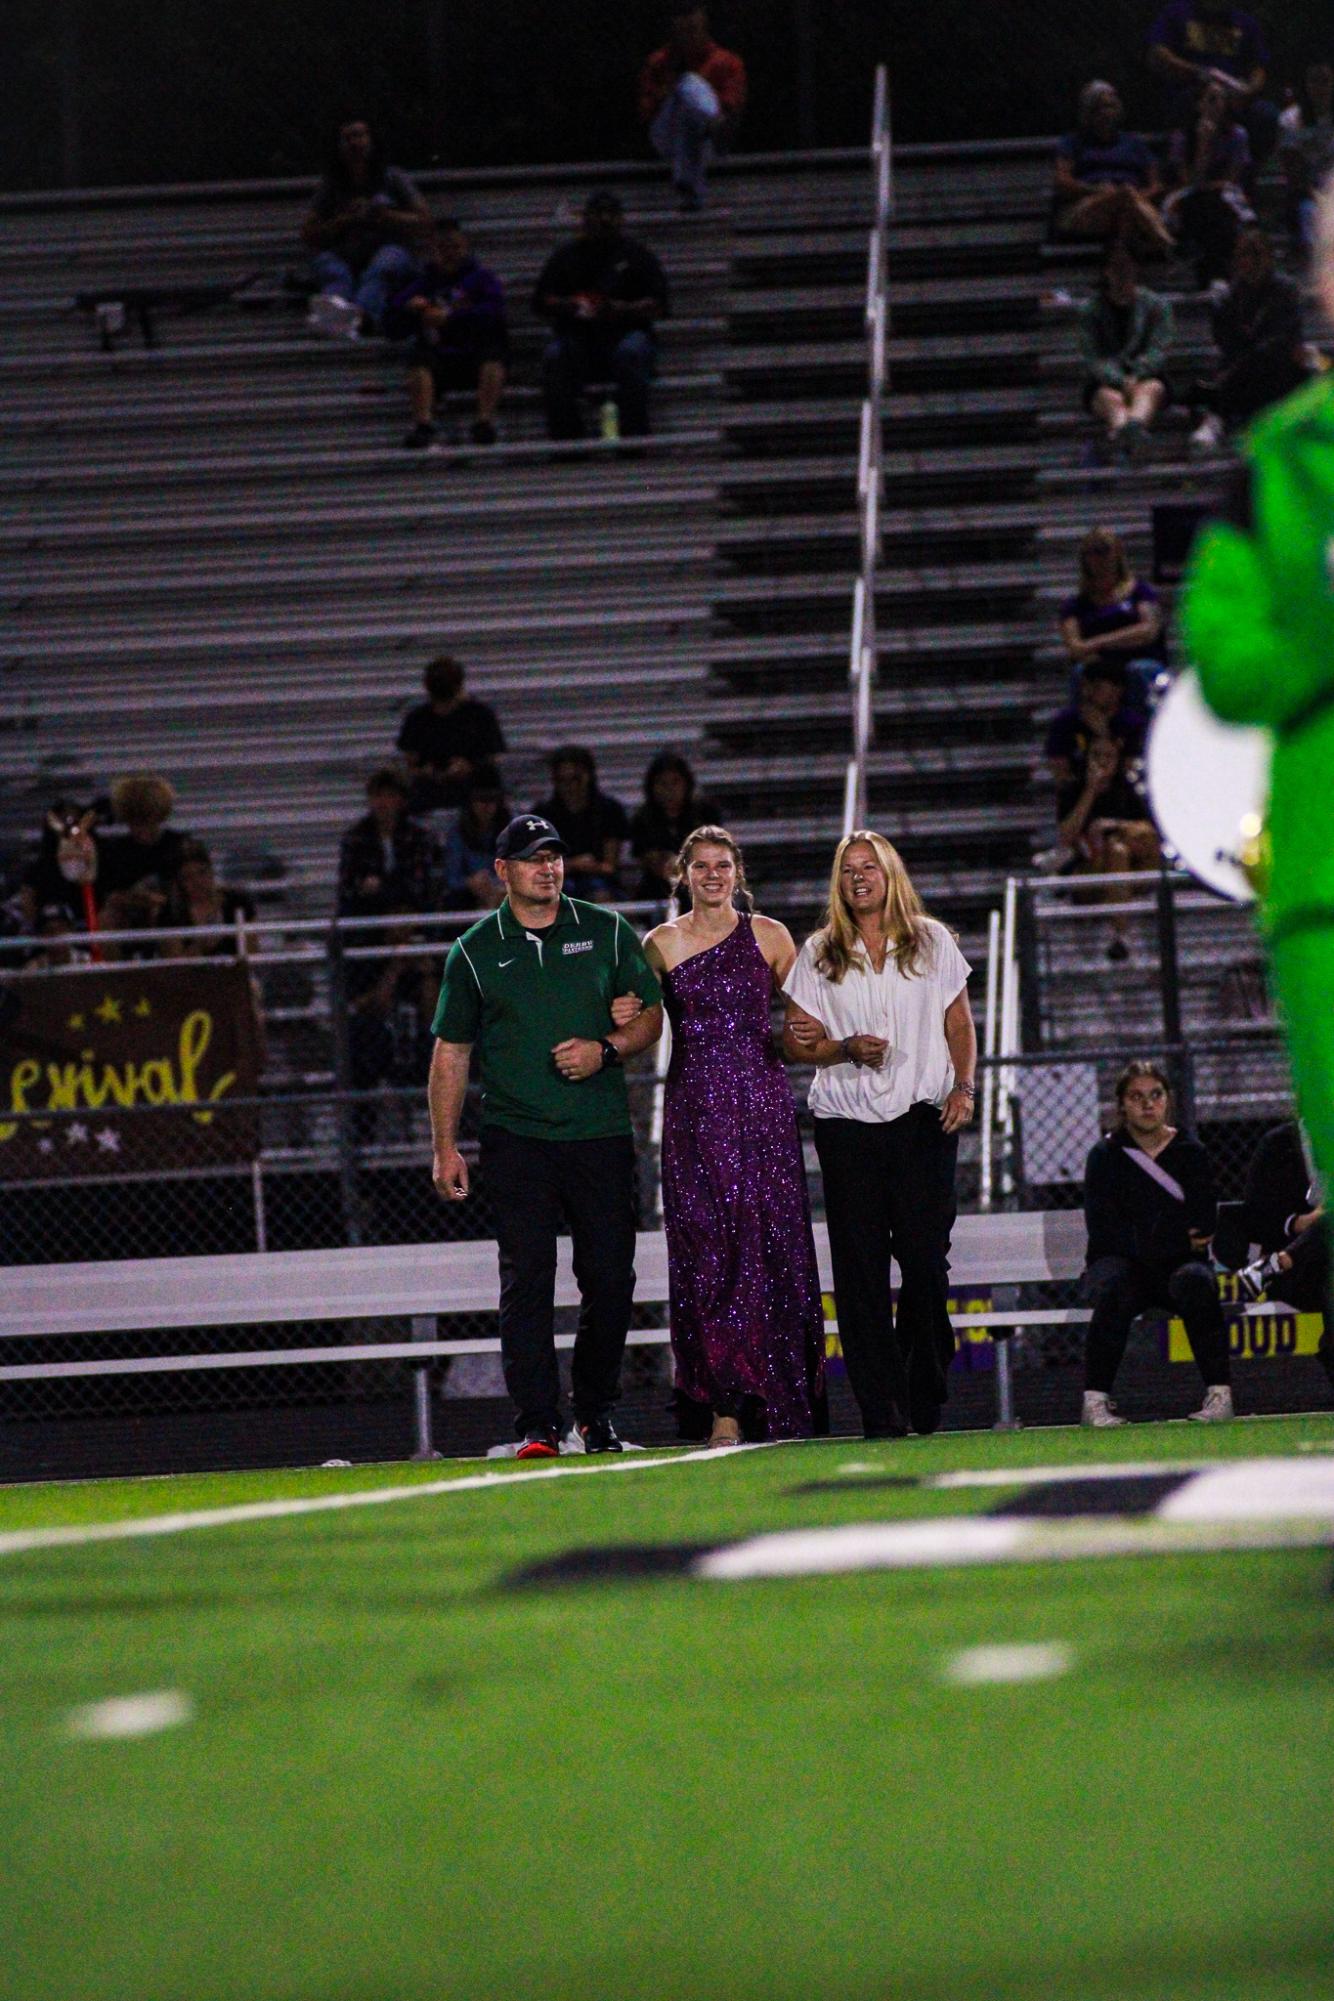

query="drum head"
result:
[1145,669,1270,903]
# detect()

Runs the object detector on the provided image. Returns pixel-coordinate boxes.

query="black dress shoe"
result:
[577,1416,624,1454]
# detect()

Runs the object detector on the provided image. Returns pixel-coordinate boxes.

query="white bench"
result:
[0,1211,1091,1449]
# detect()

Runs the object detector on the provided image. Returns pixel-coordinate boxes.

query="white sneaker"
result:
[1082,1390,1128,1428]
[1190,413,1224,454]
[1187,1384,1233,1423]
[307,293,362,341]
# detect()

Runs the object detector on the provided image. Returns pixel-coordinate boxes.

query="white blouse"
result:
[783,919,971,1124]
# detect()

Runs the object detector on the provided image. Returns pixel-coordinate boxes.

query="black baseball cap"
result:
[495,814,568,860]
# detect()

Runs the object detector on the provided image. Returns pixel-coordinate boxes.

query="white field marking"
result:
[942,1643,1073,1687]
[930,1461,1212,1489]
[697,1518,1027,1579]
[65,1690,194,1741]
[692,1515,1334,1581]
[0,1442,771,1561]
[1159,1460,1334,1522]
[835,1461,880,1475]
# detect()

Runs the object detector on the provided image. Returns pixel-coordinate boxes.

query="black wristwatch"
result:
[599,1038,621,1069]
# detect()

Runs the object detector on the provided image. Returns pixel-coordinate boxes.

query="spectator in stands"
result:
[1162,76,1255,285]
[1188,227,1311,452]
[301,114,429,340]
[1059,526,1168,705]
[96,775,190,954]
[390,218,509,450]
[536,746,629,900]
[346,915,438,1114]
[1081,1058,1232,1424]
[1148,0,1279,170]
[1045,660,1159,955]
[532,192,670,441]
[396,655,506,815]
[629,751,719,903]
[440,763,509,910]
[336,768,437,920]
[26,906,90,970]
[638,6,747,212]
[162,840,257,957]
[1078,243,1174,460]
[1053,82,1172,257]
[1215,1119,1327,1313]
[1279,63,1334,258]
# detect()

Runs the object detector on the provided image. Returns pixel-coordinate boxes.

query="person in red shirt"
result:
[638,6,747,210]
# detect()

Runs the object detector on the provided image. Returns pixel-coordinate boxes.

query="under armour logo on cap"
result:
[496,814,569,861]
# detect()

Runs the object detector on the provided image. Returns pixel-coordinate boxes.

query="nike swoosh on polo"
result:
[498,957,517,967]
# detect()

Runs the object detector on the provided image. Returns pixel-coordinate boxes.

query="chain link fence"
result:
[1,905,1318,1466]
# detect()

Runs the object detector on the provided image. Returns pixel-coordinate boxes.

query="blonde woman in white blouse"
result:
[783,831,976,1438]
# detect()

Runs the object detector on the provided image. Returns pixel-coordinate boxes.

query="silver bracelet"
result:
[954,1080,976,1098]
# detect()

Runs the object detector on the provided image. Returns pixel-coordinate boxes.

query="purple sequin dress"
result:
[660,917,824,1437]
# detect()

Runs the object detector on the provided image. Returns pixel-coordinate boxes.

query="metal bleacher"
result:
[0,134,1312,1066]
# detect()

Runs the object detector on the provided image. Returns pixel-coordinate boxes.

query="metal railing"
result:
[980,866,1287,1208]
[842,63,890,838]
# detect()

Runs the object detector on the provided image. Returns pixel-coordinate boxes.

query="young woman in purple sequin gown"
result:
[641,828,825,1445]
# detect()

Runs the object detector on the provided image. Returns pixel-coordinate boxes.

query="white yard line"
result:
[0,1443,769,1560]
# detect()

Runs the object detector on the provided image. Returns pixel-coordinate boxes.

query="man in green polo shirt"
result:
[429,813,663,1457]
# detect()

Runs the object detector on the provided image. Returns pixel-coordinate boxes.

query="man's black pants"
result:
[813,1104,959,1436]
[1083,1256,1230,1394]
[480,1126,637,1437]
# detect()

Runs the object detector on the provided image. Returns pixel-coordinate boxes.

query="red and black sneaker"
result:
[515,1429,561,1461]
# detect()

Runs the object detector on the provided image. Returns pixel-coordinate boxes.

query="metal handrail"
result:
[843,64,890,840]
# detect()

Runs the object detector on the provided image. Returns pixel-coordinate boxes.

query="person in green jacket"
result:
[1078,241,1175,459]
[1181,176,1334,1371]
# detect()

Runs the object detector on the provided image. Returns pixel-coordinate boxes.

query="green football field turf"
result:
[2,1417,1332,2001]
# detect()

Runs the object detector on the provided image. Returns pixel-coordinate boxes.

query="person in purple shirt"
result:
[1148,0,1279,167]
[389,219,509,449]
[1044,659,1159,956]
[1053,82,1172,257]
[1163,77,1255,284]
[1059,526,1167,704]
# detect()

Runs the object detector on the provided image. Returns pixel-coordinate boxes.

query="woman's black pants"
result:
[814,1104,959,1436]
[1083,1256,1230,1394]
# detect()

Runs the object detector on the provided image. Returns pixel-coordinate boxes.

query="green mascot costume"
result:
[1182,188,1334,1377]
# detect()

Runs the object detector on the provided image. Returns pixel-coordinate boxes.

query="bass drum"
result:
[1145,668,1270,904]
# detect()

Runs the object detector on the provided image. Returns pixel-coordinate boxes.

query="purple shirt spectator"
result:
[1046,701,1150,823]
[1148,2,1268,90]
[1056,129,1156,190]
[1060,579,1168,667]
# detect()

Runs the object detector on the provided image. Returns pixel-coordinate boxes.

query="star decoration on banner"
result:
[133,997,152,1017]
[95,1128,121,1153]
[95,995,122,1025]
[37,1138,54,1155]
[66,1123,89,1146]
[68,1012,85,1031]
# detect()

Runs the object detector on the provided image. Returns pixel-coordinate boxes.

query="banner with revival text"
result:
[0,963,261,1181]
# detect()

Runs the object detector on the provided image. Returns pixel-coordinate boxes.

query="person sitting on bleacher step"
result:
[302,115,430,341]
[1077,242,1175,462]
[533,191,670,442]
[390,217,509,450]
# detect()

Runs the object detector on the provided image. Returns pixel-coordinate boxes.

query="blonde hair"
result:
[110,773,175,827]
[671,824,749,899]
[813,830,932,983]
[1078,526,1133,595]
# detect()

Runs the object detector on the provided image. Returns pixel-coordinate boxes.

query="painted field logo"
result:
[562,940,595,956]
